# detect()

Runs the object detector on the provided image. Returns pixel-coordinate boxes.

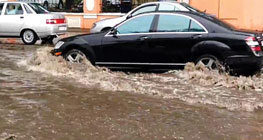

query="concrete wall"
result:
[190,0,263,31]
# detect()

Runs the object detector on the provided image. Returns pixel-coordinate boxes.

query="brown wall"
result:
[190,0,263,31]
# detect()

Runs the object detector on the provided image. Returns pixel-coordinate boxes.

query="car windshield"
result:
[28,3,49,14]
[180,3,201,12]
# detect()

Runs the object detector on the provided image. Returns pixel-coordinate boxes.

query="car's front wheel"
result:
[195,54,225,71]
[21,30,38,45]
[64,49,87,63]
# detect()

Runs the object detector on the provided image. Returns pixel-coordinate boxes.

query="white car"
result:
[18,0,64,9]
[0,1,67,45]
[90,1,200,33]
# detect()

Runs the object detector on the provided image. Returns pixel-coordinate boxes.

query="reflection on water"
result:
[1,45,263,139]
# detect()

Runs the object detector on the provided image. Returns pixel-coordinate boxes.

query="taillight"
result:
[245,36,262,56]
[46,19,66,24]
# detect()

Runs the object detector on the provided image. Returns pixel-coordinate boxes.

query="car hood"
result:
[60,32,106,45]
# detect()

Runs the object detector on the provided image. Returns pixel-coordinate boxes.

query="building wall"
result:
[190,0,263,31]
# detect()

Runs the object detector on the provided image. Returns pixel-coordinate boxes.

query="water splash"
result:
[19,47,263,112]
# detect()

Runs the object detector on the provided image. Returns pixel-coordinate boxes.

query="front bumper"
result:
[51,49,62,56]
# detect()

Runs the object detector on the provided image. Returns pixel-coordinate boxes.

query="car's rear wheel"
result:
[195,54,225,71]
[64,49,87,63]
[41,36,54,45]
[21,30,38,45]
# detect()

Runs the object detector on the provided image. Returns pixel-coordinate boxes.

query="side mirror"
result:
[110,29,118,38]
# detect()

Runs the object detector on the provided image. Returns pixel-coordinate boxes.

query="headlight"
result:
[54,41,64,49]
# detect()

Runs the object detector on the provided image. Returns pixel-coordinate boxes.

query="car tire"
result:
[195,54,225,71]
[21,30,38,45]
[41,37,54,45]
[64,49,90,64]
[43,1,48,10]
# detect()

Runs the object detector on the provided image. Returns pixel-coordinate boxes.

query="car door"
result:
[0,3,25,36]
[0,3,5,36]
[148,14,208,64]
[100,14,156,67]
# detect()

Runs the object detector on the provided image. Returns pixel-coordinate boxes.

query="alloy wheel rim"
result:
[23,31,34,43]
[66,52,85,63]
[197,57,218,70]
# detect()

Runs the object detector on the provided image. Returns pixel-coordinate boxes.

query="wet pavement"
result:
[1,32,263,140]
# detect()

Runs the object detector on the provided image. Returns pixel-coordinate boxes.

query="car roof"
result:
[0,1,35,4]
[135,11,234,32]
[140,1,181,6]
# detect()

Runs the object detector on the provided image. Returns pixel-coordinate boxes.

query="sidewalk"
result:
[0,28,90,45]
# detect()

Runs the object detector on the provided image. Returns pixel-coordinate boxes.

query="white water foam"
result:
[18,47,263,112]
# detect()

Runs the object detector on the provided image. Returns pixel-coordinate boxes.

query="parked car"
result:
[18,0,64,10]
[52,12,263,75]
[0,1,67,45]
[90,1,200,33]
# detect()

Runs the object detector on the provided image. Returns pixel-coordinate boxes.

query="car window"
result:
[28,3,49,14]
[0,3,4,15]
[157,15,205,32]
[189,20,205,32]
[158,3,180,11]
[131,5,157,17]
[24,4,33,14]
[117,15,154,34]
[5,3,24,15]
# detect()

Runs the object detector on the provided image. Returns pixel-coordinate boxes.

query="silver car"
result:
[0,1,67,45]
[90,1,199,33]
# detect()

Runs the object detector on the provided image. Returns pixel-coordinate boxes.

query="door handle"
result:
[139,36,148,41]
[20,16,24,19]
[192,34,203,39]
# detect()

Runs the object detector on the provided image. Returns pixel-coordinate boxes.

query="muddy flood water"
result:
[1,43,263,140]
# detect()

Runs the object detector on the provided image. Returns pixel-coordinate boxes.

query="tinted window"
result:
[117,15,154,34]
[0,3,4,15]
[157,15,205,32]
[24,4,33,14]
[5,3,23,15]
[189,20,205,32]
[131,5,156,16]
[157,15,190,32]
[158,3,180,11]
[28,3,48,14]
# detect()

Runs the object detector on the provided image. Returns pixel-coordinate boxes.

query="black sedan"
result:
[52,12,263,75]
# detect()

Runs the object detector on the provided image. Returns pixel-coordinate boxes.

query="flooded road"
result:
[1,43,263,140]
